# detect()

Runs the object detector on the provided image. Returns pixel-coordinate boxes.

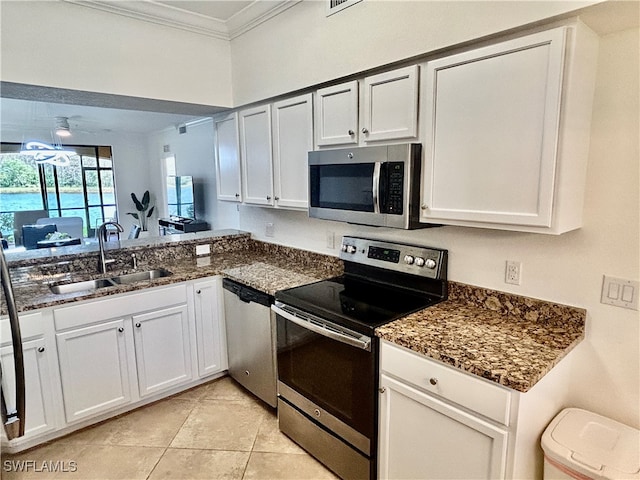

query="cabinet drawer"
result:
[380,341,512,425]
[54,284,188,331]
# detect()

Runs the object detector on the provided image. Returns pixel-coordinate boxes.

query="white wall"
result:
[0,1,233,107]
[146,120,239,230]
[1,129,153,236]
[238,27,640,428]
[230,0,599,105]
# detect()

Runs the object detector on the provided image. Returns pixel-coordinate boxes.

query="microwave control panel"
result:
[384,162,404,215]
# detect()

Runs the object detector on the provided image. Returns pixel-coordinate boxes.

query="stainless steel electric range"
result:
[272,236,448,480]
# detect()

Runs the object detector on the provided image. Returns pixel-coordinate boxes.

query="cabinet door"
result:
[272,93,314,209]
[193,278,227,378]
[421,27,566,228]
[315,81,358,146]
[214,112,242,202]
[362,65,419,142]
[132,304,192,398]
[56,319,134,423]
[379,374,508,480]
[0,338,56,439]
[239,105,274,206]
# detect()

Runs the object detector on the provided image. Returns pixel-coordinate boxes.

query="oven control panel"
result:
[339,236,447,279]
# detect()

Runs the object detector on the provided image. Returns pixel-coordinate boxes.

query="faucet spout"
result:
[97,221,124,273]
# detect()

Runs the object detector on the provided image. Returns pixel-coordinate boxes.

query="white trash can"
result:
[542,408,640,480]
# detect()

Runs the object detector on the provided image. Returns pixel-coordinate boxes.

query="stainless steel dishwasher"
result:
[222,278,277,407]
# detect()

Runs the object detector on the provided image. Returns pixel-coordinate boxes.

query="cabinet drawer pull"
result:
[245,370,250,376]
[429,377,438,386]
[38,347,45,353]
[266,196,271,200]
[348,129,355,136]
[274,196,279,201]
[196,289,201,294]
[379,387,386,394]
[135,323,141,328]
[118,327,124,333]
[361,128,369,134]
[235,193,240,198]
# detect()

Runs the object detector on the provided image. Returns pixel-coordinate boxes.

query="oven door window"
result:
[276,315,374,439]
[309,163,375,212]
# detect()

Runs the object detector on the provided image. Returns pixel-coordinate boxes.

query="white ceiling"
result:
[0,97,206,137]
[155,1,254,21]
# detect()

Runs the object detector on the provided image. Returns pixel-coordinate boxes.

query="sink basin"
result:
[49,278,116,294]
[49,269,172,294]
[110,269,172,285]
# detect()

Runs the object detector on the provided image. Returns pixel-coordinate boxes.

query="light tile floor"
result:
[1,377,339,480]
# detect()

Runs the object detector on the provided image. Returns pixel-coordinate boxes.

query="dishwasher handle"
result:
[272,303,371,352]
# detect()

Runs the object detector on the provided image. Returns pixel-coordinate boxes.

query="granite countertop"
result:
[6,233,342,313]
[376,282,586,393]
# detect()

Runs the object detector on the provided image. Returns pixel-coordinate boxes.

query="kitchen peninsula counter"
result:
[4,230,343,314]
[376,281,586,393]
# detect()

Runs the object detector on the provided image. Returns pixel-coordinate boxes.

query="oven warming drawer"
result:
[278,398,370,480]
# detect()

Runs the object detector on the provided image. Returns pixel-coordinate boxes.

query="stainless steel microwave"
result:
[308,143,425,229]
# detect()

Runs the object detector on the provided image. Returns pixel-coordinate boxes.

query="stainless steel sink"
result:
[49,278,116,294]
[49,269,172,294]
[110,269,172,285]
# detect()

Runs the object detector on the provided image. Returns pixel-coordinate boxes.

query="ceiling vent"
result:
[326,0,363,16]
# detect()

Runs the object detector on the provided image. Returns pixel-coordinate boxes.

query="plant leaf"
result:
[127,212,140,220]
[146,206,155,218]
[141,190,150,209]
[131,193,144,211]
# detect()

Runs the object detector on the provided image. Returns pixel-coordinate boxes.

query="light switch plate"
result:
[601,275,639,310]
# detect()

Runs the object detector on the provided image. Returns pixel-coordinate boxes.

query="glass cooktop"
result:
[275,275,440,335]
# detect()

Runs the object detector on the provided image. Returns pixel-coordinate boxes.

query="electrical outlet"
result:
[326,231,335,249]
[505,261,522,285]
[195,244,210,256]
[601,275,639,310]
[265,222,275,237]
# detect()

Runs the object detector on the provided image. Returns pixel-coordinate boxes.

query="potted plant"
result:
[127,190,155,232]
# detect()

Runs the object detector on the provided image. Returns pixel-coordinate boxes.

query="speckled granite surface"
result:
[376,281,586,393]
[4,231,342,314]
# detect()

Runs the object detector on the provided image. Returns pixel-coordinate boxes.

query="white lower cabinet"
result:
[379,375,508,480]
[379,341,512,480]
[0,311,60,441]
[133,304,192,397]
[3,277,228,453]
[56,318,135,423]
[193,277,228,378]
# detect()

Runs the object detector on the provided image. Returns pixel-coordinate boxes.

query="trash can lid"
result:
[542,408,640,480]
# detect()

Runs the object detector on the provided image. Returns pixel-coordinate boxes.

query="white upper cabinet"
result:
[272,93,314,210]
[420,23,598,233]
[239,105,275,206]
[362,65,419,142]
[315,81,359,146]
[214,113,242,202]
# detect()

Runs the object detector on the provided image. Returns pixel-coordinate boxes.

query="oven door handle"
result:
[272,304,371,352]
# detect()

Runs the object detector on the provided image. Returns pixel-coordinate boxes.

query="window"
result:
[0,143,117,246]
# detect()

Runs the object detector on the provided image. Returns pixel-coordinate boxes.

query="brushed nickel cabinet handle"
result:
[38,347,45,353]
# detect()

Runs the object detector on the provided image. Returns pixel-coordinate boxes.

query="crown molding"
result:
[227,1,301,39]
[62,0,300,40]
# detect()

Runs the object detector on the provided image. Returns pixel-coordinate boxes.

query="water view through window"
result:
[0,143,117,248]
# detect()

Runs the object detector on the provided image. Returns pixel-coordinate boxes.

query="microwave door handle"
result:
[372,162,381,214]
